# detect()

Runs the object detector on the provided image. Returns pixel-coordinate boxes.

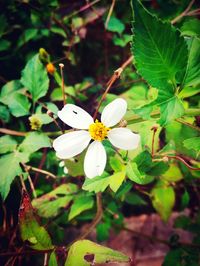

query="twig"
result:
[105,0,116,28]
[171,0,196,24]
[151,125,158,158]
[176,118,200,132]
[93,55,133,119]
[167,155,200,171]
[0,128,27,136]
[43,253,48,266]
[22,164,57,179]
[27,174,37,198]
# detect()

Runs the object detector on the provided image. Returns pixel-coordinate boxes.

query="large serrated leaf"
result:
[65,240,130,266]
[21,54,49,102]
[0,135,17,154]
[131,0,187,93]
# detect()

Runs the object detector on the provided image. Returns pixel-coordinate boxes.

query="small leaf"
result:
[0,152,23,200]
[151,182,175,222]
[181,18,200,37]
[0,104,10,122]
[109,170,126,192]
[65,240,130,266]
[32,184,78,218]
[49,252,58,266]
[68,195,94,221]
[126,162,153,185]
[19,190,53,250]
[125,192,147,206]
[0,39,11,51]
[158,96,184,126]
[106,16,125,34]
[19,132,51,155]
[21,54,49,102]
[0,135,17,154]
[181,37,200,88]
[96,222,111,242]
[0,80,31,117]
[183,137,200,153]
[83,174,110,193]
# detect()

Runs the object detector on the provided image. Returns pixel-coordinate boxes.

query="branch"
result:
[22,164,57,179]
[167,155,200,171]
[171,0,196,24]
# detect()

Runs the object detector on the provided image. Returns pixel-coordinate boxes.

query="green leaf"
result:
[162,164,183,182]
[181,37,200,88]
[17,29,38,48]
[68,195,94,221]
[64,152,85,177]
[19,132,51,155]
[151,182,175,222]
[183,137,200,152]
[32,184,78,218]
[181,18,200,37]
[49,252,58,266]
[83,174,110,193]
[109,170,126,192]
[158,96,184,126]
[0,80,31,117]
[0,135,17,154]
[126,162,153,185]
[0,152,23,200]
[65,240,130,266]
[19,190,53,250]
[106,16,125,34]
[125,192,147,205]
[21,54,49,102]
[96,222,111,242]
[0,104,10,122]
[0,39,11,51]
[109,157,124,172]
[131,0,187,92]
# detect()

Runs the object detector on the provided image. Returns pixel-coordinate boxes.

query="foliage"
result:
[0,0,200,265]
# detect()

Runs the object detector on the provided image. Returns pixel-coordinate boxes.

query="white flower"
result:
[53,98,140,178]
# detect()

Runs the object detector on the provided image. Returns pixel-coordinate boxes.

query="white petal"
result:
[108,128,140,150]
[84,141,107,179]
[101,98,127,127]
[53,130,91,159]
[58,104,94,129]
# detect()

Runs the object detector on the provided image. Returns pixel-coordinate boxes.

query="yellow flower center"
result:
[89,120,110,141]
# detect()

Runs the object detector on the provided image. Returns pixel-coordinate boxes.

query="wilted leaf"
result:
[19,190,53,250]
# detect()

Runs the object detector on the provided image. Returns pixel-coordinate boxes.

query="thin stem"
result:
[27,174,37,198]
[0,128,27,136]
[105,0,116,28]
[167,155,200,171]
[171,0,196,24]
[59,63,66,107]
[93,55,133,119]
[22,164,56,179]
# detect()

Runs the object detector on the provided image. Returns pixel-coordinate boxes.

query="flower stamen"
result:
[89,119,110,141]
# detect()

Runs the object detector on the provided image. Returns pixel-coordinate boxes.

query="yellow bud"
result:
[46,63,56,75]
[29,115,42,130]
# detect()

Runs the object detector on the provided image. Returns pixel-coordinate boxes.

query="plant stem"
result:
[22,164,56,179]
[93,55,133,119]
[171,0,196,24]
